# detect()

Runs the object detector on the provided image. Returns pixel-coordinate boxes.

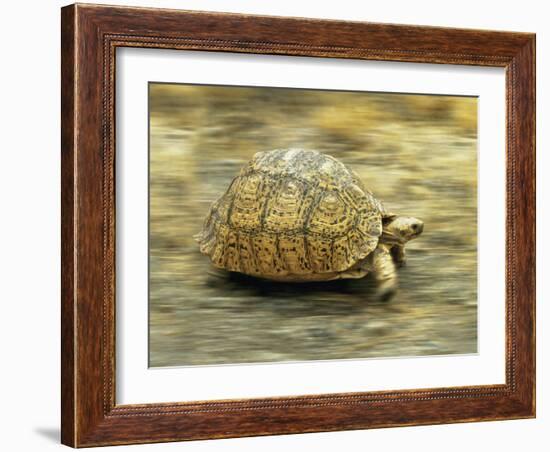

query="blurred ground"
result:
[148,83,477,367]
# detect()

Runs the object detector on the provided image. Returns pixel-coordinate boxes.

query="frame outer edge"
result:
[60,3,536,447]
[61,3,77,448]
[513,35,536,415]
[530,35,536,417]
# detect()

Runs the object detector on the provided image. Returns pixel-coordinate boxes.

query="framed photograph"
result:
[61,3,535,447]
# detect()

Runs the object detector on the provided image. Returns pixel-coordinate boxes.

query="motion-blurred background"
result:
[148,83,477,367]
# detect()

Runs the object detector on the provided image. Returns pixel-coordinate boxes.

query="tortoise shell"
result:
[196,149,384,281]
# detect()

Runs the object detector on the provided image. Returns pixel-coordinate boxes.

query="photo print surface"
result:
[148,83,478,367]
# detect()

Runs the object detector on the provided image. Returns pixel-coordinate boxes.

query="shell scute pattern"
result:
[332,235,354,272]
[223,229,241,272]
[307,236,333,273]
[278,234,311,274]
[228,174,266,232]
[263,178,313,233]
[198,149,384,280]
[252,232,287,276]
[306,192,355,238]
[210,223,229,268]
[237,232,257,275]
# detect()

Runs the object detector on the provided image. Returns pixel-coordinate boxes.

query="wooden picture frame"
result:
[61,3,535,447]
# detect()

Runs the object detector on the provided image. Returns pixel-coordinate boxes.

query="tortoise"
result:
[196,149,423,299]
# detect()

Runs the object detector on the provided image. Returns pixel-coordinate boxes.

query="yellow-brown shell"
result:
[197,149,384,281]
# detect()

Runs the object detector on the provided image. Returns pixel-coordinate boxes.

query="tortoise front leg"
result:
[391,244,406,267]
[372,247,398,301]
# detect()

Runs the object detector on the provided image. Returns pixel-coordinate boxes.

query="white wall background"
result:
[0,1,545,450]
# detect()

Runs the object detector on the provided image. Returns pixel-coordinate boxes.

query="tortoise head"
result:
[381,214,424,244]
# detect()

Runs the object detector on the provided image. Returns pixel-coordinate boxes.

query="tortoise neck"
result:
[379,228,405,246]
